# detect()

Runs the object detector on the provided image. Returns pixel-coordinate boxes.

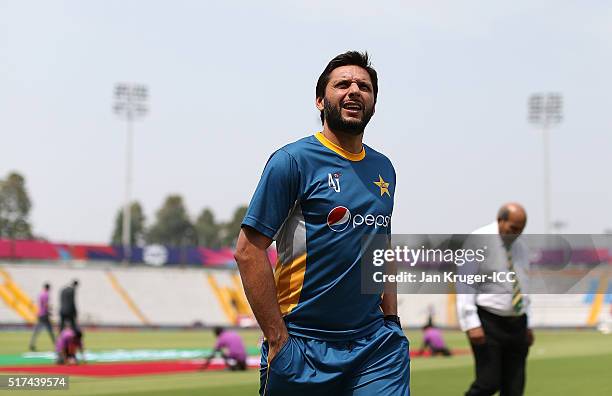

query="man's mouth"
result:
[342,101,363,114]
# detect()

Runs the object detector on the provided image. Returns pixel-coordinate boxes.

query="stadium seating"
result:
[0,263,234,327]
[1,262,609,328]
[4,264,140,326]
[112,266,228,326]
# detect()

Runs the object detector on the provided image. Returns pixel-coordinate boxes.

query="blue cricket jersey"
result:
[242,132,396,341]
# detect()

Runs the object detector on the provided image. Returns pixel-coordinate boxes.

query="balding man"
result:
[457,203,534,396]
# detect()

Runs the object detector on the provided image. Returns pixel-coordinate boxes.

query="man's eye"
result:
[359,84,371,91]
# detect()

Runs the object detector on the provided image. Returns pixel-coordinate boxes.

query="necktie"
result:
[506,248,524,314]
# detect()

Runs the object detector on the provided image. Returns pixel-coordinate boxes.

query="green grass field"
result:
[1,328,611,395]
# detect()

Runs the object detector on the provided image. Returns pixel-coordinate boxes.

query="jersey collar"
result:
[314,132,366,161]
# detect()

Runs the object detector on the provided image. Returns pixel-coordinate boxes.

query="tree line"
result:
[110,198,247,248]
[0,171,246,248]
[0,172,33,239]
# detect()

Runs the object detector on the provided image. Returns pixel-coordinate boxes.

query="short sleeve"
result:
[242,149,301,239]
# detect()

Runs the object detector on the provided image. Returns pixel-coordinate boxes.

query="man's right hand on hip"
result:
[467,326,486,345]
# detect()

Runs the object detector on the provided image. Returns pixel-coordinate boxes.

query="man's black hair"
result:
[316,51,378,124]
[213,327,223,337]
[44,283,50,290]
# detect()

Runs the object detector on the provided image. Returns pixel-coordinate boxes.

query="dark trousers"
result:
[422,341,452,356]
[465,307,529,396]
[59,314,77,331]
[227,358,247,371]
[29,315,55,348]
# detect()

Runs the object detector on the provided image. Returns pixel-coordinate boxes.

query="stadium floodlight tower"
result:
[528,93,563,234]
[113,83,149,263]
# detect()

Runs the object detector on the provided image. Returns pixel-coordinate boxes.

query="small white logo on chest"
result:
[328,172,341,193]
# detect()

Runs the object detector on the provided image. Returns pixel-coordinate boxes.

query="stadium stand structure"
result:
[112,266,229,326]
[0,267,38,323]
[206,270,254,326]
[0,263,237,327]
[0,268,26,323]
[4,264,140,326]
[1,262,610,329]
[0,299,22,323]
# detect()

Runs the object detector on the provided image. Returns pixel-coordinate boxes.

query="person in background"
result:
[457,203,533,396]
[59,280,79,331]
[29,283,55,351]
[418,322,452,357]
[202,327,247,371]
[55,325,84,365]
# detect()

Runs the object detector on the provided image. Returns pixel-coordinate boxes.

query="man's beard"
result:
[323,99,374,136]
[501,234,519,247]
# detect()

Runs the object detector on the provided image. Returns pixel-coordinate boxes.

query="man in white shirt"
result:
[457,203,534,396]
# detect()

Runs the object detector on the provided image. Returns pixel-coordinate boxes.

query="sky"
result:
[1,0,611,244]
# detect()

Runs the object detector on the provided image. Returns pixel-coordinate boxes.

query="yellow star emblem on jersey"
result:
[373,175,390,197]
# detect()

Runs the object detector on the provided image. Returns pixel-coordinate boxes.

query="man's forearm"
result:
[235,245,287,344]
[381,289,398,315]
[381,254,398,315]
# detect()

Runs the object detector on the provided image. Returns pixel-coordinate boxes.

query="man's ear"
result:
[316,96,325,111]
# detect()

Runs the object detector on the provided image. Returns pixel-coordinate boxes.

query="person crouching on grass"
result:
[202,327,247,371]
[56,326,85,365]
[418,322,452,357]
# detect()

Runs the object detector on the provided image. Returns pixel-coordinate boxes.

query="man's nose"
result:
[348,82,361,95]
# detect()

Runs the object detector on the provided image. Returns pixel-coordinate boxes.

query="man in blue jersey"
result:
[235,51,410,395]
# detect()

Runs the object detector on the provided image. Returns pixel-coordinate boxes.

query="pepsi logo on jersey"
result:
[327,206,391,232]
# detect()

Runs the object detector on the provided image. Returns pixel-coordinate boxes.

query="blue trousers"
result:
[260,321,410,395]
